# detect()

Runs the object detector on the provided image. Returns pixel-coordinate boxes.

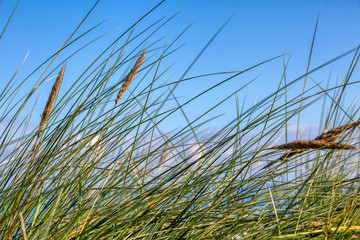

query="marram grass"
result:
[1,2,360,240]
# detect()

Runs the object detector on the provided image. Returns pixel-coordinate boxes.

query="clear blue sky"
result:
[0,0,359,133]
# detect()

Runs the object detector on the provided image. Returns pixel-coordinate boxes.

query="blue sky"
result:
[0,0,359,133]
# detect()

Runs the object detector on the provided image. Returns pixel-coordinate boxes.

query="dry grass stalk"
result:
[38,65,65,138]
[278,150,306,161]
[115,51,146,106]
[30,66,65,160]
[264,121,359,169]
[19,212,28,240]
[13,66,64,202]
[160,142,168,165]
[269,140,356,151]
[263,150,303,169]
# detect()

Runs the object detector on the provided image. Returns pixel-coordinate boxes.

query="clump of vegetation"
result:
[0,2,359,239]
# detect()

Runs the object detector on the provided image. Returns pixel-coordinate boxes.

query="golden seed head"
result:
[115,51,146,106]
[269,140,356,150]
[316,121,360,140]
[263,121,359,169]
[38,65,65,135]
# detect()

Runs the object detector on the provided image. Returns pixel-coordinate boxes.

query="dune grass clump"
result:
[0,2,360,239]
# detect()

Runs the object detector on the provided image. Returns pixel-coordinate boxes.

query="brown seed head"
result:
[115,51,146,106]
[268,140,356,151]
[315,121,360,141]
[263,121,359,169]
[38,65,65,136]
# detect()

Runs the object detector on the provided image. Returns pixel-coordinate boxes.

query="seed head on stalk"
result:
[115,51,146,106]
[263,121,360,169]
[32,65,65,156]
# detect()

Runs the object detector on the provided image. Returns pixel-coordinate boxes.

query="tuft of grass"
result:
[0,2,359,240]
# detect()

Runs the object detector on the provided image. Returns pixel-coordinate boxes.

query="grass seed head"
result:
[115,51,146,106]
[38,65,65,136]
[315,121,360,141]
[264,121,359,169]
[269,140,356,150]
